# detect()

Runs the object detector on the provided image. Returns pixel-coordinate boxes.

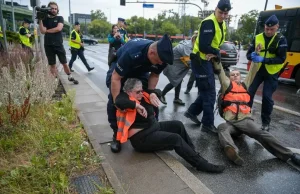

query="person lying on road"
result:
[114,78,225,173]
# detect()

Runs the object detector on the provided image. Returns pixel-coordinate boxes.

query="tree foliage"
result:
[91,9,107,21]
[234,10,259,44]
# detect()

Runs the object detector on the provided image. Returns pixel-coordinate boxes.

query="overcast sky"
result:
[18,0,300,28]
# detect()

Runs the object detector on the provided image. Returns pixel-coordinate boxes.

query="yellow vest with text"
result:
[0,26,3,38]
[19,26,32,48]
[193,13,226,60]
[69,30,81,49]
[255,33,284,74]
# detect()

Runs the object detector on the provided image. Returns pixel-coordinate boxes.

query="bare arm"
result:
[148,72,159,90]
[243,62,259,88]
[39,20,47,34]
[111,70,123,102]
[46,23,63,33]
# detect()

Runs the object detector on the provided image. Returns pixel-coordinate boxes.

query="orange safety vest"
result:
[116,92,151,143]
[222,81,251,119]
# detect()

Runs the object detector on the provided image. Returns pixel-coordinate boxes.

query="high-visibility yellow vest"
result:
[69,30,81,49]
[193,13,226,60]
[255,33,284,75]
[19,26,32,48]
[0,26,3,38]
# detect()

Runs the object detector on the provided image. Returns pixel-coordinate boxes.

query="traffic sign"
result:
[143,4,154,8]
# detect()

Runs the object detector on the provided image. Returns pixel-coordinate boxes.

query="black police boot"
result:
[184,111,201,125]
[291,153,300,166]
[195,154,225,173]
[68,76,79,84]
[111,137,121,153]
[70,68,74,72]
[201,125,218,134]
[173,98,185,105]
[261,124,270,131]
[224,145,244,166]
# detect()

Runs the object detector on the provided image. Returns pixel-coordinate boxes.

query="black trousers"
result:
[162,81,182,99]
[68,48,91,70]
[130,120,202,167]
[186,72,196,91]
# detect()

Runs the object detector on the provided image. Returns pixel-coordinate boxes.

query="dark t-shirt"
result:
[42,16,64,46]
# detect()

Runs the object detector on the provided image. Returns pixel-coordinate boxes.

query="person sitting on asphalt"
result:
[114,78,225,173]
[160,35,197,106]
[207,51,300,167]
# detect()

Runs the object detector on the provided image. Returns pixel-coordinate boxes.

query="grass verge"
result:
[0,90,114,194]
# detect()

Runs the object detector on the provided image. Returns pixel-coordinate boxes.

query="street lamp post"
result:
[69,0,72,34]
[11,0,16,32]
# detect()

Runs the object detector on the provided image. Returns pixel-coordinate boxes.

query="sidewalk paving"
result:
[59,72,213,194]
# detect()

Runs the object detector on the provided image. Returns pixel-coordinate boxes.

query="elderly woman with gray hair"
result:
[114,78,225,173]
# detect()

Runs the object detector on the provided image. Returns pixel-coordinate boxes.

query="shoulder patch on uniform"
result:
[116,63,123,72]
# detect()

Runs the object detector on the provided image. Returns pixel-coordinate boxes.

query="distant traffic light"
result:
[120,0,126,6]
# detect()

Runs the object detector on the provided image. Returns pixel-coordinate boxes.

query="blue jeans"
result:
[248,66,279,125]
[188,59,216,126]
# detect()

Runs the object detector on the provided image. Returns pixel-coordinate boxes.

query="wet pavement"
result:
[64,43,300,194]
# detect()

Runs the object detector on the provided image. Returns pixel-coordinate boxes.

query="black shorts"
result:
[44,45,67,65]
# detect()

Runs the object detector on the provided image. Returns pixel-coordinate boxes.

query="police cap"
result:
[217,0,232,12]
[118,17,125,22]
[74,21,80,26]
[265,15,279,27]
[157,34,173,65]
[23,18,31,24]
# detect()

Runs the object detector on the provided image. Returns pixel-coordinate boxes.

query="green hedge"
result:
[5,30,35,45]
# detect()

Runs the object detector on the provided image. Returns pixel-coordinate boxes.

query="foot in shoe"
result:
[70,69,74,72]
[160,96,167,104]
[291,153,300,166]
[196,162,225,173]
[261,124,269,131]
[68,77,79,84]
[184,90,190,94]
[173,98,185,105]
[201,125,218,134]
[224,145,244,166]
[184,111,201,125]
[88,67,95,72]
[111,139,122,153]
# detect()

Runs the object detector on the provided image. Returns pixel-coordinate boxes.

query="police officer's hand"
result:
[149,93,160,107]
[80,42,84,47]
[136,104,147,118]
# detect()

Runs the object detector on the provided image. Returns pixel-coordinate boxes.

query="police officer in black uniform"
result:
[38,1,78,84]
[106,34,173,153]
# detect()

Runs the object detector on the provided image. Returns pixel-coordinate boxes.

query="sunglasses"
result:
[132,90,143,94]
[230,73,240,76]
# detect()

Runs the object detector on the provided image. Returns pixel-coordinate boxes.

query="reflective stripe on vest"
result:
[19,26,32,48]
[193,13,226,60]
[69,30,81,49]
[255,33,284,74]
[116,92,151,143]
[223,81,251,115]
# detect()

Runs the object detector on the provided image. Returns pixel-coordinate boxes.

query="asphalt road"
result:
[63,43,300,194]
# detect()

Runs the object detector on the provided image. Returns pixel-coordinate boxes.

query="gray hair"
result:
[123,78,142,92]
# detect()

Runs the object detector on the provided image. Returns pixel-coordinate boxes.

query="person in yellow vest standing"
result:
[184,0,231,134]
[19,18,33,58]
[68,21,94,72]
[246,15,287,131]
